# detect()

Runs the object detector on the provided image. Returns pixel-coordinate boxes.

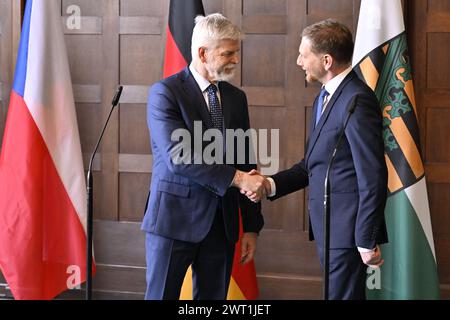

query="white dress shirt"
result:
[321,67,352,114]
[189,64,221,110]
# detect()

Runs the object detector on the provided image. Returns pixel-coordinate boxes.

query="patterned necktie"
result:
[315,87,329,126]
[206,84,223,132]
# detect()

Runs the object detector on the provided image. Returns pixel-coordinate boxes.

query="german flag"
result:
[163,0,204,78]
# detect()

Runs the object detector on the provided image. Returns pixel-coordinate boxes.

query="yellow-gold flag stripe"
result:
[385,154,403,193]
[359,57,379,91]
[179,266,246,300]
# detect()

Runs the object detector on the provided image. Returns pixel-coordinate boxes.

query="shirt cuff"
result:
[229,169,238,187]
[267,177,276,197]
[357,246,375,253]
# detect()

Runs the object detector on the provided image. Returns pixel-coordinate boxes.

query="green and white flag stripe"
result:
[353,0,404,69]
[375,179,439,299]
[353,0,440,299]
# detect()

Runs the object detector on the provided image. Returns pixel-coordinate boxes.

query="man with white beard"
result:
[142,13,265,300]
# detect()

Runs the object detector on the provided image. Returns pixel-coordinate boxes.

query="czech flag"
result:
[0,0,93,299]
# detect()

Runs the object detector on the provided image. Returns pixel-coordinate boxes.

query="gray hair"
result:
[191,13,243,62]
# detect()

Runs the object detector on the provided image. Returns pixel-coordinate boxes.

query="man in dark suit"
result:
[243,19,388,299]
[142,13,265,300]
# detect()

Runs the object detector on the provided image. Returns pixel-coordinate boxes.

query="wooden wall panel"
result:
[243,0,286,15]
[258,275,321,299]
[0,18,6,294]
[428,184,450,238]
[204,0,223,14]
[91,220,146,298]
[426,108,450,162]
[120,36,162,85]
[242,0,306,294]
[409,0,450,299]
[309,0,354,13]
[256,230,321,276]
[0,0,12,148]
[63,1,117,221]
[63,0,102,15]
[119,105,149,154]
[428,0,450,11]
[76,103,102,154]
[94,220,146,266]
[66,36,103,83]
[1,0,450,300]
[428,183,450,285]
[117,0,165,225]
[119,173,150,221]
[427,33,450,88]
[243,15,287,34]
[242,36,285,87]
[120,0,163,16]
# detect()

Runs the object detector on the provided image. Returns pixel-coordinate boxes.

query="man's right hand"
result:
[234,170,271,202]
[232,170,269,202]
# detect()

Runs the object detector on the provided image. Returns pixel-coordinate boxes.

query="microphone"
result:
[111,85,123,107]
[322,94,358,300]
[87,85,123,172]
[86,85,123,300]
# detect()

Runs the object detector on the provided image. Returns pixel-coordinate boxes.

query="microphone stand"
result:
[323,95,357,300]
[86,86,123,300]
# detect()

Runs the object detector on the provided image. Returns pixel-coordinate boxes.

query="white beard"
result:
[206,63,236,82]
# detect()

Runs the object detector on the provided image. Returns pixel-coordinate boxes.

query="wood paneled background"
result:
[0,0,449,299]
[409,0,450,299]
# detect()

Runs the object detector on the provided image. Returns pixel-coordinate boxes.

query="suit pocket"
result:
[158,180,190,198]
[153,180,194,235]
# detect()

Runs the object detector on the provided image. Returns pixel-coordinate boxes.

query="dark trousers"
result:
[144,210,235,300]
[317,246,367,300]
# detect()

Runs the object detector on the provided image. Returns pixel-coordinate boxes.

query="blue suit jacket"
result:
[142,67,264,243]
[271,71,388,250]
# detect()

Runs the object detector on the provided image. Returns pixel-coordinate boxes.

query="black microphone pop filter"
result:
[111,85,123,106]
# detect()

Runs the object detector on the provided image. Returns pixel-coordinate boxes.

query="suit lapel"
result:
[180,67,214,129]
[307,95,320,143]
[218,82,232,130]
[305,71,355,164]
[304,94,319,156]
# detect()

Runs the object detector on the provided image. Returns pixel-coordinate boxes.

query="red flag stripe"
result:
[0,92,91,299]
[163,28,188,78]
[231,211,259,299]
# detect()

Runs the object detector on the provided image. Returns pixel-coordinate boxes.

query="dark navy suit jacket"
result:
[142,67,263,243]
[271,71,388,250]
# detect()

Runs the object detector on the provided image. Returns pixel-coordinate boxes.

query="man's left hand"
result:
[240,232,258,265]
[360,245,384,268]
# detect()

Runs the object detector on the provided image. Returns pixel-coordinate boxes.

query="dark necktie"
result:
[206,84,223,132]
[315,87,329,126]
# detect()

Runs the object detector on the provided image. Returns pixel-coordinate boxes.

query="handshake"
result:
[232,169,271,203]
